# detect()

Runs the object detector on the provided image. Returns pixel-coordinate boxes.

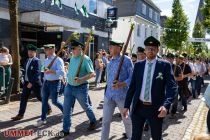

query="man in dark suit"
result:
[11,44,51,121]
[123,36,178,140]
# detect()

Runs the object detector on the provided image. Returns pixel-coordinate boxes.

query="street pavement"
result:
[0,79,209,140]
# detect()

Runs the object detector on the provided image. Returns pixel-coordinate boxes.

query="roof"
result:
[143,0,161,12]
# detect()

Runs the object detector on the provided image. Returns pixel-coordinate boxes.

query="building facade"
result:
[112,0,161,53]
[0,0,112,60]
[195,0,204,23]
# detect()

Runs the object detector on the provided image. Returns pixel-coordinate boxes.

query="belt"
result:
[74,83,88,88]
[140,100,152,106]
[46,80,60,83]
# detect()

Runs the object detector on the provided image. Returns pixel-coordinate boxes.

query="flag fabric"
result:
[41,0,45,3]
[74,2,79,15]
[80,5,89,18]
[51,0,62,9]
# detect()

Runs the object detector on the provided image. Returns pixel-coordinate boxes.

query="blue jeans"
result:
[190,79,196,97]
[63,84,96,132]
[41,80,63,121]
[95,69,102,85]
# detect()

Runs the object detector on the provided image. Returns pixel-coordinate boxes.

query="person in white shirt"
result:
[194,58,206,96]
[0,47,13,91]
[188,58,197,98]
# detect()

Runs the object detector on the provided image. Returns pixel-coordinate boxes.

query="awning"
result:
[20,11,81,30]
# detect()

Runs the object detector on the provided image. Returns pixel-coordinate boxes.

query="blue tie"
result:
[144,62,153,102]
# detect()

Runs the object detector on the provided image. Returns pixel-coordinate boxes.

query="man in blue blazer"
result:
[11,44,51,121]
[123,36,178,140]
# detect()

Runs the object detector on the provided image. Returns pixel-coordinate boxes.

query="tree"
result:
[202,0,210,34]
[192,21,207,54]
[8,0,20,94]
[163,0,189,51]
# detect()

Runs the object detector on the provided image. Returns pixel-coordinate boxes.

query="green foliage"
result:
[201,0,210,34]
[192,21,207,54]
[163,0,190,51]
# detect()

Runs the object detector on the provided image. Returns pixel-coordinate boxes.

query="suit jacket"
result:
[124,58,178,113]
[24,57,41,85]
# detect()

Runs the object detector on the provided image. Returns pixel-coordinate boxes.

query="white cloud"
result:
[161,9,172,16]
[153,0,171,4]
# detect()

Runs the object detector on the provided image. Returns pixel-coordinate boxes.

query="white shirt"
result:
[25,58,33,81]
[137,58,146,62]
[188,62,196,80]
[188,62,195,73]
[140,57,157,103]
[194,62,205,77]
[0,53,9,63]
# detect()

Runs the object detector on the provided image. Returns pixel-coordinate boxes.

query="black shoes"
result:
[47,109,52,115]
[87,122,97,130]
[11,115,23,121]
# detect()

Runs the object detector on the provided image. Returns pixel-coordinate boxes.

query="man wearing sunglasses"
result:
[123,36,178,140]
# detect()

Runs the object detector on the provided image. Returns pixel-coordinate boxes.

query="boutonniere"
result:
[156,72,163,80]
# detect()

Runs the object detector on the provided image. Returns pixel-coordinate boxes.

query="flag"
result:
[41,0,45,3]
[80,5,89,18]
[51,0,62,9]
[74,2,79,15]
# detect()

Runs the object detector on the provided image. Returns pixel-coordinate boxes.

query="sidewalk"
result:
[183,80,210,140]
[0,80,209,140]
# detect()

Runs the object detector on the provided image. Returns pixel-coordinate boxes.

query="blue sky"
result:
[153,0,200,36]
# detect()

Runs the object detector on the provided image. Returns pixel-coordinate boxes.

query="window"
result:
[156,13,159,22]
[137,24,141,37]
[145,27,147,38]
[154,12,158,21]
[149,8,152,19]
[142,3,146,15]
[89,0,97,14]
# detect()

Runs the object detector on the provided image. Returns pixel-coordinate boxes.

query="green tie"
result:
[144,62,153,102]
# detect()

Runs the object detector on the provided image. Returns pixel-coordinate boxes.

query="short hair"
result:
[132,53,137,58]
[0,47,9,53]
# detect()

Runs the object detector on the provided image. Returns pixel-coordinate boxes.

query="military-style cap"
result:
[174,54,184,58]
[27,44,37,51]
[44,44,55,49]
[137,47,145,53]
[110,40,124,48]
[182,53,187,58]
[70,39,84,49]
[166,53,175,59]
[144,36,160,47]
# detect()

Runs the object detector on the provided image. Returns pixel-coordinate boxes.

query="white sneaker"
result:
[36,119,47,127]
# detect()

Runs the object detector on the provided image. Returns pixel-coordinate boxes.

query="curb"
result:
[182,101,208,140]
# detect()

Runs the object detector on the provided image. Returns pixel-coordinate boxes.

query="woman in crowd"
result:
[0,47,13,92]
[94,53,103,88]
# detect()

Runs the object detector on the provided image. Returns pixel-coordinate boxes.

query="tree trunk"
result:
[8,0,20,94]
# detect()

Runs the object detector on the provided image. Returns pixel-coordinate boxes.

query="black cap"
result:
[144,36,160,47]
[110,40,124,48]
[137,47,145,53]
[70,39,84,49]
[44,44,55,49]
[27,44,37,51]
[166,53,175,59]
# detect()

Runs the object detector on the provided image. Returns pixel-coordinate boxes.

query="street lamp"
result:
[105,18,114,47]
